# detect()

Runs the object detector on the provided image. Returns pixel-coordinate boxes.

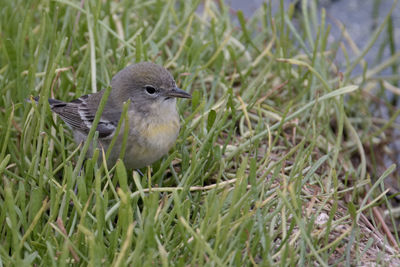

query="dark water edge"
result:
[227,0,400,75]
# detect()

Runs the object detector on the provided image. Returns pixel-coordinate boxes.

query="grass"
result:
[1,0,400,265]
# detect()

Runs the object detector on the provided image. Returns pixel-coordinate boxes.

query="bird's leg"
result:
[135,169,144,177]
[74,159,86,194]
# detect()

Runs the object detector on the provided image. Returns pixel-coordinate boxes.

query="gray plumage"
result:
[33,62,191,169]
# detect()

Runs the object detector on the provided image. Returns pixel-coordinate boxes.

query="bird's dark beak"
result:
[165,87,192,99]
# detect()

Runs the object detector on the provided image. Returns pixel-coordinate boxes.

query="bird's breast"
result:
[122,109,180,169]
[140,118,180,149]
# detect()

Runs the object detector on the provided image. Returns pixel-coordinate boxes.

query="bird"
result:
[33,62,191,169]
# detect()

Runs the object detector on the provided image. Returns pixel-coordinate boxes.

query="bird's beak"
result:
[165,87,192,99]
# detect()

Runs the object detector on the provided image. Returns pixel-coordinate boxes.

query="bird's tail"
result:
[27,96,67,109]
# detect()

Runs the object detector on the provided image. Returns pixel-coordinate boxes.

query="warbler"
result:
[36,62,191,169]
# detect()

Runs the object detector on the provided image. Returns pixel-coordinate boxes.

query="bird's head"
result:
[111,62,191,111]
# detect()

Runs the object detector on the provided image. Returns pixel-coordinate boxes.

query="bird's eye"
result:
[145,85,156,95]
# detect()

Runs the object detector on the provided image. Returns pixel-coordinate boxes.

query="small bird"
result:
[35,62,191,169]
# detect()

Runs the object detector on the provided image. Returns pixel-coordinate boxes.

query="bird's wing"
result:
[48,95,119,139]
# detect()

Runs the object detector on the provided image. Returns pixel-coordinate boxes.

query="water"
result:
[228,0,400,75]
